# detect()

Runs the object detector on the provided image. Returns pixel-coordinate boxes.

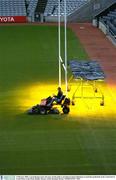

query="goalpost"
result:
[58,0,68,96]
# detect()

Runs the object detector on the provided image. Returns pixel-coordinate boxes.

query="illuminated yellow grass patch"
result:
[14,82,116,118]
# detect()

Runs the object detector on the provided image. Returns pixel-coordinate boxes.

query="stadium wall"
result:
[68,0,116,22]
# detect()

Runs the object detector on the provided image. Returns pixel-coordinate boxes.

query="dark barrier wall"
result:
[0,16,27,23]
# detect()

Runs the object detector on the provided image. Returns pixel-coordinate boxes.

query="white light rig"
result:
[58,0,68,95]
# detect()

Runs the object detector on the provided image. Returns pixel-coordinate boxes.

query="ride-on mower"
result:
[28,95,70,115]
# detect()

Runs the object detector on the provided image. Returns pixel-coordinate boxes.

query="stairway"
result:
[35,0,48,14]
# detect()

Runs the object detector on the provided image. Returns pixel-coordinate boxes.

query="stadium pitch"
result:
[0,25,116,175]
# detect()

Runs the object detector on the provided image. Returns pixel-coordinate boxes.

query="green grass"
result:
[0,25,116,175]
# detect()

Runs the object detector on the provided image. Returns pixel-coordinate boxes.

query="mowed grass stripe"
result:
[0,129,116,151]
[0,150,116,174]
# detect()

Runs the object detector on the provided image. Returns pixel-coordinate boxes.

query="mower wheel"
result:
[33,107,39,114]
[63,106,70,114]
[39,107,47,115]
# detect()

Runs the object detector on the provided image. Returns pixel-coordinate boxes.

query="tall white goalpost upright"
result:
[58,0,68,95]
[64,0,68,95]
[58,0,61,87]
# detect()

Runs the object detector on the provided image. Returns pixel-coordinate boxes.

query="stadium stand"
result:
[98,6,116,45]
[44,0,57,16]
[101,9,116,36]
[92,1,116,46]
[27,0,38,16]
[44,0,88,17]
[53,0,88,16]
[0,0,26,16]
[0,0,115,25]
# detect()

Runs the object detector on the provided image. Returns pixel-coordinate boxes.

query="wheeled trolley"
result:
[68,60,105,106]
